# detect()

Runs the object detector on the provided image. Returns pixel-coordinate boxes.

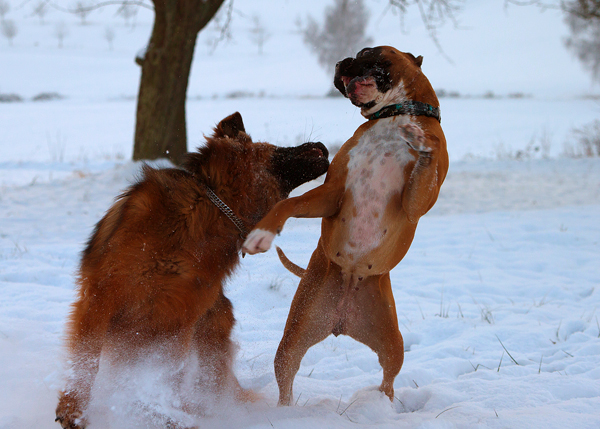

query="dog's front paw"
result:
[242,229,275,255]
[399,123,429,153]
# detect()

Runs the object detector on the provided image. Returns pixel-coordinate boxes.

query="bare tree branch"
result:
[388,0,464,62]
[48,0,153,14]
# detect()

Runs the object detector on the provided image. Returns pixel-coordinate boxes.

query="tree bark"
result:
[133,0,225,165]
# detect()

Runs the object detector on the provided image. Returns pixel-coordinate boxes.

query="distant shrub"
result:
[508,92,531,99]
[565,120,600,157]
[436,89,461,99]
[225,90,257,99]
[32,92,64,101]
[0,93,23,102]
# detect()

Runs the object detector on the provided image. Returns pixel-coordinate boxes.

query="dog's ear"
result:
[407,53,423,68]
[214,112,246,139]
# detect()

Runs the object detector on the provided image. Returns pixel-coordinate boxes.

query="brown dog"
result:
[242,46,449,405]
[55,113,329,428]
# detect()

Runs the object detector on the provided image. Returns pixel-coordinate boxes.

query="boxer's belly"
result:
[323,116,418,276]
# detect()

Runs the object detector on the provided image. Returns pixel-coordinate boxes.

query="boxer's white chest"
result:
[344,117,415,255]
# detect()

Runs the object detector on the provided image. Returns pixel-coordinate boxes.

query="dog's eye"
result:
[356,47,372,58]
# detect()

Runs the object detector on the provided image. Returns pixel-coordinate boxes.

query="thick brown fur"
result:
[55,112,329,428]
[243,47,449,405]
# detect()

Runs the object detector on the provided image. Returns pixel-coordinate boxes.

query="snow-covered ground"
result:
[1,0,600,428]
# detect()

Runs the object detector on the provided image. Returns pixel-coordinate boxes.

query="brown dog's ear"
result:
[410,54,424,68]
[214,112,246,139]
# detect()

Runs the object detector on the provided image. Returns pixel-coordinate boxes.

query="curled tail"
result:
[275,246,306,278]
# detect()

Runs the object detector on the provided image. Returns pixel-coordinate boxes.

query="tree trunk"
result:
[133,0,225,165]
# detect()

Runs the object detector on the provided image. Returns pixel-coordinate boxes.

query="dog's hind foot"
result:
[55,391,87,429]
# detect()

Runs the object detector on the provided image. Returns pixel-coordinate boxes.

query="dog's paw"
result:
[399,123,429,153]
[55,393,86,429]
[242,229,275,255]
[236,387,264,403]
[55,410,85,429]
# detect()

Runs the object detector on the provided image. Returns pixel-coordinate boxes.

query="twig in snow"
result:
[413,380,419,388]
[435,405,460,418]
[266,417,274,428]
[339,398,359,417]
[562,350,574,358]
[336,394,342,413]
[497,351,504,372]
[496,335,520,366]
[295,392,302,406]
[415,299,425,320]
[538,355,543,374]
[394,396,406,412]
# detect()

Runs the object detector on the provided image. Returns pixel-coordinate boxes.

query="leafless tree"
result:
[133,0,227,164]
[302,0,373,76]
[116,3,137,27]
[0,0,10,22]
[561,0,600,81]
[32,1,49,25]
[249,14,270,55]
[54,21,68,48]
[1,18,16,45]
[388,0,464,56]
[73,1,92,25]
[104,25,115,50]
[203,0,234,56]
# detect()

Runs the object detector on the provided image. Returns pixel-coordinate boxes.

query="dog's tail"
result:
[275,246,306,278]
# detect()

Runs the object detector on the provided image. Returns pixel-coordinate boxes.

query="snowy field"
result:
[1,0,600,428]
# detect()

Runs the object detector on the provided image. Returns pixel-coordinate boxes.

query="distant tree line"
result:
[2,0,599,161]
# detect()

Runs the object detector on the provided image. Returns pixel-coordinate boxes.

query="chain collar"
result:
[204,185,248,238]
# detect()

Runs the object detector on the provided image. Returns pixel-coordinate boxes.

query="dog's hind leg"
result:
[344,273,404,401]
[56,337,103,429]
[274,243,342,406]
[191,290,262,404]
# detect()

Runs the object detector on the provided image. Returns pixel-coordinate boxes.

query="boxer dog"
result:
[242,46,448,405]
[55,113,329,428]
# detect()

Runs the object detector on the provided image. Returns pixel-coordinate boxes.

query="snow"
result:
[1,0,600,428]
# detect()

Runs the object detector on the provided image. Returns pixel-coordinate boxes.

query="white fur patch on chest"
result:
[344,117,415,255]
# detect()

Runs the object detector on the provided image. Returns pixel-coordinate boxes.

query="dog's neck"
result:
[367,101,441,123]
[205,185,248,239]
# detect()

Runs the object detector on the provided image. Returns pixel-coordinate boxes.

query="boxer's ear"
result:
[407,53,423,68]
[214,112,246,139]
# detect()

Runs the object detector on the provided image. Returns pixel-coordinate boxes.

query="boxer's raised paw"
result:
[399,123,429,153]
[242,229,275,255]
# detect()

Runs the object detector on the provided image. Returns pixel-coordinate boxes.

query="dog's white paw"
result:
[399,123,429,153]
[242,229,275,255]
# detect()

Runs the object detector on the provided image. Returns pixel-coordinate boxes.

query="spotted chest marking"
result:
[344,117,416,256]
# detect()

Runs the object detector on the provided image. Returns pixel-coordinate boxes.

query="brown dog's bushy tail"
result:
[276,247,305,278]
